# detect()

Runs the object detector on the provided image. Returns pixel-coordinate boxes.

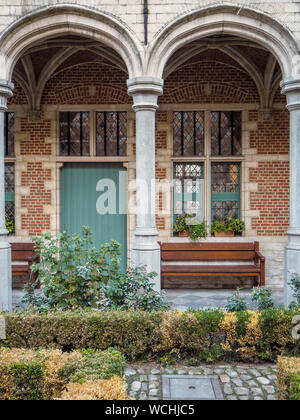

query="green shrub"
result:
[23,227,122,310]
[225,288,248,312]
[277,357,300,400]
[1,309,300,362]
[0,347,128,400]
[65,348,126,382]
[102,266,171,311]
[251,287,275,310]
[0,348,81,400]
[288,273,300,309]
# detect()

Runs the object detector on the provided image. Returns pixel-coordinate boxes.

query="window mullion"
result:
[67,112,71,156]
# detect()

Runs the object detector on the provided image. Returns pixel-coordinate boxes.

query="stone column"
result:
[0,80,13,312]
[281,76,300,307]
[127,77,164,291]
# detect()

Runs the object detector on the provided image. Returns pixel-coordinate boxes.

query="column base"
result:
[284,236,300,308]
[132,228,161,292]
[0,240,12,312]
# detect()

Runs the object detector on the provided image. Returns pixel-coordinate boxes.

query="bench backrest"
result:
[11,243,35,261]
[160,242,259,261]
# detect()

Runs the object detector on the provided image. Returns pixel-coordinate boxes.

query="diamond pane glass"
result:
[96,112,127,156]
[4,112,14,157]
[5,163,15,234]
[212,163,239,193]
[59,112,90,156]
[211,163,240,222]
[174,163,204,220]
[96,112,105,156]
[119,112,127,156]
[59,112,69,156]
[173,111,204,157]
[106,112,118,156]
[212,201,239,222]
[210,111,242,156]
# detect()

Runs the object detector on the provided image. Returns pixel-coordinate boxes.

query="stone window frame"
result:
[56,106,132,162]
[4,112,15,235]
[171,108,246,232]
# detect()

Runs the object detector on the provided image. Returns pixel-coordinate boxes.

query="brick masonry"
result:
[4,3,294,288]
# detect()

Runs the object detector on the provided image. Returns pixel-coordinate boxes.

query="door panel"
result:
[60,163,127,270]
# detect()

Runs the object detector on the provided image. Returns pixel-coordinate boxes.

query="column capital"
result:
[280,76,300,111]
[127,77,164,111]
[0,79,14,112]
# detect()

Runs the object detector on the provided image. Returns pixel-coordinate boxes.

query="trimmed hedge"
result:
[58,377,130,400]
[1,308,300,361]
[0,347,127,400]
[277,357,300,400]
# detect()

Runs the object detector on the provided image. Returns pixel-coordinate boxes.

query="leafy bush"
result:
[101,266,171,311]
[1,309,300,362]
[58,377,130,400]
[277,357,300,400]
[288,273,300,309]
[23,227,122,310]
[0,348,81,400]
[0,347,128,400]
[225,288,248,312]
[67,348,126,382]
[251,287,274,310]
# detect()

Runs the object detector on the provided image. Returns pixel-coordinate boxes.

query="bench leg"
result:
[260,260,266,287]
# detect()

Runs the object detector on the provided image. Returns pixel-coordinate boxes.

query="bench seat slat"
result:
[11,243,35,251]
[161,242,257,251]
[162,251,256,261]
[162,264,261,274]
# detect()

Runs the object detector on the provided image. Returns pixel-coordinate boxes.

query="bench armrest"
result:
[255,251,265,261]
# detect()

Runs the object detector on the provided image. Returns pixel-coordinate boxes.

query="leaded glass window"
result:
[96,112,127,156]
[211,111,242,156]
[4,112,14,157]
[211,163,240,222]
[5,163,15,234]
[173,111,204,156]
[59,112,90,156]
[173,163,205,220]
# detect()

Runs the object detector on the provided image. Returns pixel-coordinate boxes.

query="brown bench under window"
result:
[160,241,265,289]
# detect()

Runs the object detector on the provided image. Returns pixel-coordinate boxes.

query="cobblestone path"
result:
[125,363,277,401]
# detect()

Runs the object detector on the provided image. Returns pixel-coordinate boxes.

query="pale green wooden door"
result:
[60,163,127,270]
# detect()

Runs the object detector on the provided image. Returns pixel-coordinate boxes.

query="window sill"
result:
[56,156,132,163]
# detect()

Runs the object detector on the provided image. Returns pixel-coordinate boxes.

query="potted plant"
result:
[211,217,245,237]
[174,215,189,237]
[174,215,208,241]
[188,219,208,241]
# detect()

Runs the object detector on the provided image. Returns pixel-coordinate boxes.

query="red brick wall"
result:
[42,63,131,105]
[9,57,290,238]
[21,162,52,236]
[250,162,289,236]
[20,118,52,155]
[161,60,260,104]
[249,110,289,154]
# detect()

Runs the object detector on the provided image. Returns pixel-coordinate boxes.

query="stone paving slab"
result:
[125,363,277,401]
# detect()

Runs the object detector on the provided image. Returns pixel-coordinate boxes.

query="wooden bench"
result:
[161,241,265,289]
[11,243,38,286]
